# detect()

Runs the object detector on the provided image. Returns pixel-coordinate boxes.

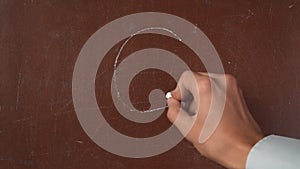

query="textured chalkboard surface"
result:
[1,0,300,168]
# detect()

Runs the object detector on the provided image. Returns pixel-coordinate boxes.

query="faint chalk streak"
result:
[289,0,297,9]
[76,140,83,144]
[16,66,23,110]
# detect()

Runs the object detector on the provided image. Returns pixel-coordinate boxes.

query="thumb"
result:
[166,98,195,139]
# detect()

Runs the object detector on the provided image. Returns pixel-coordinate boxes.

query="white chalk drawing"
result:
[113,27,182,113]
[72,12,226,158]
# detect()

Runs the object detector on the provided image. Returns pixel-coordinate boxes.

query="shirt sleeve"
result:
[246,135,300,169]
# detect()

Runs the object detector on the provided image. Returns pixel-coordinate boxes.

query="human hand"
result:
[166,71,263,169]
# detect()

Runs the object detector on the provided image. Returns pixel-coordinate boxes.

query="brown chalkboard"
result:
[1,0,300,169]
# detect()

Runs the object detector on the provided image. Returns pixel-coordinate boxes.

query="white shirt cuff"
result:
[246,135,300,169]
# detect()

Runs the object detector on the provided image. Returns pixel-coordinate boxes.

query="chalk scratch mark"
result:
[269,2,273,28]
[289,0,297,9]
[53,99,73,116]
[16,65,23,111]
[296,74,299,91]
[246,9,255,20]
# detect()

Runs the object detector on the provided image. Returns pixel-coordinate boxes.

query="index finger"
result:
[171,71,203,101]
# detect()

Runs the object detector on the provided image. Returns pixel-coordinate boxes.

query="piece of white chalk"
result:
[166,92,172,99]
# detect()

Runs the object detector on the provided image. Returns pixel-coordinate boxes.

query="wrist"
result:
[219,136,263,169]
[218,143,251,169]
[228,135,264,169]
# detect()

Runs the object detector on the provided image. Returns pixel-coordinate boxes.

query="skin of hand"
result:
[166,71,264,169]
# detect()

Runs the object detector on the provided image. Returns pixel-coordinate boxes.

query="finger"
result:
[166,98,195,137]
[198,72,223,78]
[198,72,216,78]
[171,81,191,101]
[166,98,181,123]
[171,71,200,101]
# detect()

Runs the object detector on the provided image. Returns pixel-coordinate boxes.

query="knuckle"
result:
[225,74,237,86]
[198,77,211,92]
[180,70,193,80]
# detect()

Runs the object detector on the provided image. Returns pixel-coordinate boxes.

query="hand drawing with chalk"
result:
[73,12,226,157]
[72,12,264,169]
